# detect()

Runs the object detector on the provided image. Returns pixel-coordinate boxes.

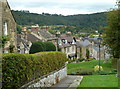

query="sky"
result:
[7,0,117,16]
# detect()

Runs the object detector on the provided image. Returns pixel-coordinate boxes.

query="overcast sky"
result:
[7,0,117,16]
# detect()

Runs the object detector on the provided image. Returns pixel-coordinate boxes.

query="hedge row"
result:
[29,41,56,54]
[2,52,68,89]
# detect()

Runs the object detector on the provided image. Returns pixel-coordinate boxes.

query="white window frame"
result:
[3,22,8,35]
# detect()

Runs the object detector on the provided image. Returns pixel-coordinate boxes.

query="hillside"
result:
[12,10,107,32]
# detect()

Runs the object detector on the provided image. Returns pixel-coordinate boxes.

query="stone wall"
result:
[21,66,67,88]
[1,0,17,53]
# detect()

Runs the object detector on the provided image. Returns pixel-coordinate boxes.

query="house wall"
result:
[67,45,76,55]
[0,1,2,53]
[92,48,105,60]
[1,0,17,53]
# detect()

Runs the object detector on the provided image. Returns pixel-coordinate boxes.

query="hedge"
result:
[2,52,68,89]
[29,41,56,54]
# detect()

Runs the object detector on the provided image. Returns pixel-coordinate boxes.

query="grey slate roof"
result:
[59,43,71,48]
[88,37,102,44]
[39,30,56,40]
[76,39,91,47]
[60,34,73,43]
[93,46,104,52]
[27,34,41,42]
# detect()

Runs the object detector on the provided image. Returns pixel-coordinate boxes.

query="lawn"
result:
[67,59,114,74]
[78,74,118,88]
[67,59,119,88]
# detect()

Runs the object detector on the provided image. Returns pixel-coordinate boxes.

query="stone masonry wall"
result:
[21,66,67,88]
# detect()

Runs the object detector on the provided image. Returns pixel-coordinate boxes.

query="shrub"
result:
[94,65,103,72]
[86,49,90,59]
[78,58,85,62]
[29,41,56,54]
[43,41,56,51]
[2,52,68,88]
[94,70,117,75]
[78,70,93,75]
[29,41,45,54]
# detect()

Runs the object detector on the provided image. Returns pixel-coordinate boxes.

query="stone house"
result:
[0,0,17,53]
[88,37,110,59]
[17,31,41,54]
[31,29,57,50]
[76,39,92,59]
[92,46,105,59]
[58,34,76,59]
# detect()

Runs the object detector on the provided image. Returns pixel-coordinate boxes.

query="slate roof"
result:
[39,30,56,40]
[27,33,41,42]
[76,39,91,47]
[93,46,104,52]
[60,34,73,43]
[88,37,102,44]
[58,43,71,48]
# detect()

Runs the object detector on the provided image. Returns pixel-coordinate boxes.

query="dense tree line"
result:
[12,10,107,32]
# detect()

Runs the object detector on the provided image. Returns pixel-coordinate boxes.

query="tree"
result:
[105,9,120,58]
[86,49,90,59]
[29,41,45,54]
[29,41,56,54]
[17,25,22,34]
[9,44,15,53]
[44,42,56,51]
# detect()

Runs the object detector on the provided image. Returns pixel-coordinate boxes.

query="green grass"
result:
[67,59,114,74]
[78,74,118,87]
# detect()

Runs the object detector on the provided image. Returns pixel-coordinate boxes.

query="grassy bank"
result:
[67,59,114,75]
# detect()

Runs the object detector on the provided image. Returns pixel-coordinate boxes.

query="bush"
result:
[44,41,56,51]
[94,65,103,72]
[70,70,93,75]
[2,52,68,88]
[77,70,93,75]
[29,41,45,54]
[78,58,85,62]
[94,70,117,75]
[29,41,56,54]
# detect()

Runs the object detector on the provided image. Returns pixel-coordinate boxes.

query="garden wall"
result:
[21,66,67,88]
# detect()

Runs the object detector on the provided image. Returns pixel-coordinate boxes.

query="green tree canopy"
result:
[105,9,120,58]
[29,41,45,54]
[44,41,56,51]
[29,41,56,54]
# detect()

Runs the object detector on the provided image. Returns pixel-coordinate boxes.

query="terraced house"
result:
[0,0,17,53]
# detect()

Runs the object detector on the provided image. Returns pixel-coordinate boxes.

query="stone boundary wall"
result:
[20,66,67,88]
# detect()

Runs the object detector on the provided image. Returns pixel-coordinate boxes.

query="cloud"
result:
[7,0,116,15]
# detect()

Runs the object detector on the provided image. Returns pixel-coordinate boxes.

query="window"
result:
[3,22,8,35]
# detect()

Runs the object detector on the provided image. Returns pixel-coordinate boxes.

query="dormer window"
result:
[3,22,8,35]
[62,39,65,43]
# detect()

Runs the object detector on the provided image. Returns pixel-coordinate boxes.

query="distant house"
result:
[31,29,57,50]
[31,24,39,32]
[92,46,105,59]
[0,0,17,53]
[76,39,92,59]
[58,34,76,59]
[88,37,110,59]
[17,31,41,54]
